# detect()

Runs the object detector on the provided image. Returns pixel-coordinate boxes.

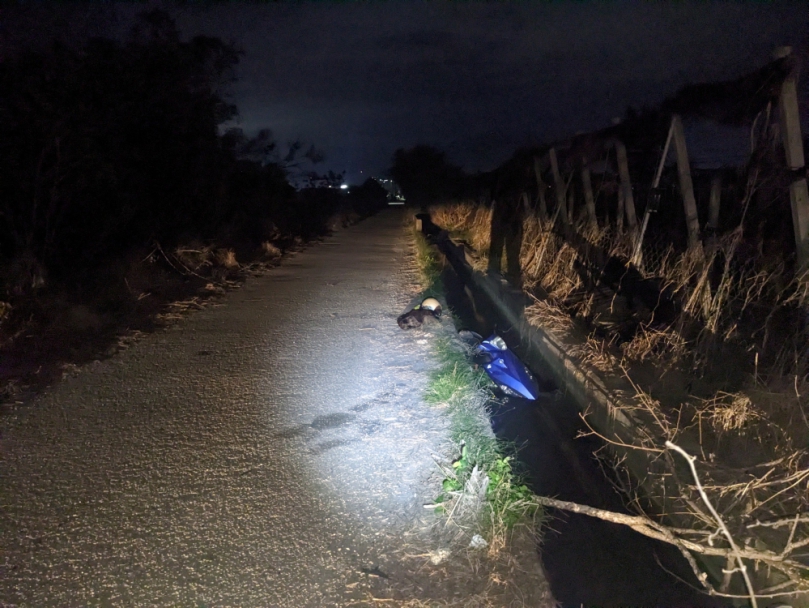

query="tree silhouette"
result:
[390,145,465,208]
[0,8,367,306]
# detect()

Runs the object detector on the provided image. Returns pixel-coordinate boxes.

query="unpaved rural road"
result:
[1,211,534,606]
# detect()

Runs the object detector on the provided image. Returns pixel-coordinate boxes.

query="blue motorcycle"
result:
[469,333,540,400]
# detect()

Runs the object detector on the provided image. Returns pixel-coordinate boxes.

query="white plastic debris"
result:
[469,534,488,549]
[429,548,451,565]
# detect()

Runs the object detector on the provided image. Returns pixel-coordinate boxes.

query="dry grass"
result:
[620,325,688,366]
[215,248,239,269]
[431,201,809,595]
[155,296,208,324]
[700,392,762,433]
[520,219,582,300]
[568,334,621,373]
[432,200,807,383]
[164,242,245,284]
[431,202,492,257]
[430,201,477,234]
[260,240,282,259]
[173,244,214,272]
[524,296,574,334]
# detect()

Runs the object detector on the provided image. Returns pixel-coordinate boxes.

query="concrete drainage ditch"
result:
[422,217,757,606]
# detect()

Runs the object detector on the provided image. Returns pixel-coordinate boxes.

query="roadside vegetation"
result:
[390,56,809,601]
[0,11,388,403]
[408,229,550,606]
[412,227,443,297]
[430,200,809,601]
[426,336,540,543]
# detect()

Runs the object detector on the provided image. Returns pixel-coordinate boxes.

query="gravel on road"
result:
[1,210,549,607]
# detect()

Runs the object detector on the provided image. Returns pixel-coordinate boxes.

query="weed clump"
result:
[413,229,443,295]
[404,220,553,606]
[424,326,543,558]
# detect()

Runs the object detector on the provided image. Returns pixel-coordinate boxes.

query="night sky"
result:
[5,2,807,183]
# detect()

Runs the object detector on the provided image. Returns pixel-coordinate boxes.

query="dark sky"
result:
[4,2,807,183]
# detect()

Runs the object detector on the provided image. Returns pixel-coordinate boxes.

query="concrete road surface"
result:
[1,211,497,606]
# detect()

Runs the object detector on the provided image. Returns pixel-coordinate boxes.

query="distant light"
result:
[340,184,348,190]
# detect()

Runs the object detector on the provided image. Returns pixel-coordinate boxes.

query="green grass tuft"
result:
[413,229,442,295]
[485,456,541,530]
[425,335,541,538]
[425,363,477,404]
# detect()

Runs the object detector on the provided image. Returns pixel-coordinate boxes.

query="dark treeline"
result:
[0,10,385,307]
[389,145,470,209]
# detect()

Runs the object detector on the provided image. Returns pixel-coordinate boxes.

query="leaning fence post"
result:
[549,147,568,224]
[631,117,675,268]
[614,140,638,234]
[706,174,722,252]
[774,46,809,269]
[708,175,721,232]
[581,158,597,228]
[533,156,548,219]
[617,186,625,233]
[671,115,703,255]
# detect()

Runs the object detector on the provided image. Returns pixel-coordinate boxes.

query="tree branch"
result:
[666,440,758,608]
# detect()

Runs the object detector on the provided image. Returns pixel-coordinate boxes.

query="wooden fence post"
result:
[774,47,809,269]
[533,156,548,219]
[614,140,638,234]
[581,158,597,228]
[631,117,675,268]
[671,115,703,254]
[706,174,722,251]
[549,147,568,224]
[568,189,575,224]
[708,175,721,231]
[617,186,625,233]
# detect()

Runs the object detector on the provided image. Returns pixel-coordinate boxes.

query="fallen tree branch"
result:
[666,440,758,607]
[533,495,798,562]
[533,494,808,595]
[578,412,665,453]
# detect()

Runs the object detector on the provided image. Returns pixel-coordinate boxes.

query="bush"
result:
[0,10,342,304]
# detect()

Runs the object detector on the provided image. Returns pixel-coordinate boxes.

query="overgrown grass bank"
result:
[412,229,543,558]
[412,227,443,296]
[430,201,809,599]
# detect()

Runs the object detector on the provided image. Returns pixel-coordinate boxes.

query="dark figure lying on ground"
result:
[397,297,442,329]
